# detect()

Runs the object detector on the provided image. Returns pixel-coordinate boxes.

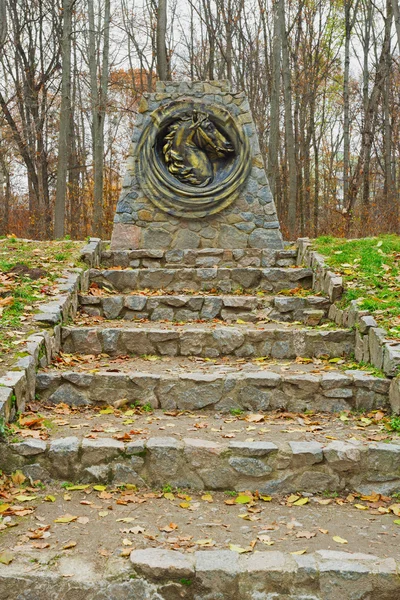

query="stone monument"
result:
[110,80,283,251]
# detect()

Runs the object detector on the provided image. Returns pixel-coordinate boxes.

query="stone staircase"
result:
[1,244,400,599]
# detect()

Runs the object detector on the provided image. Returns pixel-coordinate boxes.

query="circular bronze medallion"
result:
[136,100,251,218]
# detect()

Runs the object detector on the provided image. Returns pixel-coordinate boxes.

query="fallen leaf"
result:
[235,494,253,504]
[196,539,215,547]
[293,497,309,506]
[63,541,77,550]
[54,515,78,524]
[332,536,348,544]
[229,544,252,553]
[0,551,14,565]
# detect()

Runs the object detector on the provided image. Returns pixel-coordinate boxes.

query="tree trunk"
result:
[88,0,110,237]
[156,0,168,80]
[267,0,281,202]
[392,0,400,52]
[278,0,297,239]
[54,0,73,238]
[0,0,6,50]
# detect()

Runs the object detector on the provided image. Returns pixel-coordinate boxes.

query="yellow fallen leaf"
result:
[44,495,56,502]
[229,544,252,553]
[0,504,10,513]
[260,495,272,502]
[293,497,309,506]
[196,539,215,547]
[201,494,213,503]
[63,541,77,549]
[15,495,37,503]
[0,551,14,564]
[290,549,307,555]
[122,538,133,546]
[65,485,90,491]
[287,494,300,504]
[389,504,400,516]
[354,504,368,510]
[333,536,348,544]
[93,485,107,492]
[54,515,77,524]
[98,511,109,517]
[235,494,253,504]
[179,502,191,509]
[164,492,175,501]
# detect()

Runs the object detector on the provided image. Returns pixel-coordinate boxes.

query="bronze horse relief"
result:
[162,111,235,187]
[136,99,252,218]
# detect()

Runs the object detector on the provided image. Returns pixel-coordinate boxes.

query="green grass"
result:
[0,238,84,354]
[313,235,400,338]
[388,416,400,433]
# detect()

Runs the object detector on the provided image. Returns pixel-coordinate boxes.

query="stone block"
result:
[389,377,400,414]
[110,223,141,250]
[81,438,124,466]
[102,296,124,319]
[131,548,195,579]
[12,439,47,456]
[289,441,323,466]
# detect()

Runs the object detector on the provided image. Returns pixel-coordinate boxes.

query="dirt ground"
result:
[1,484,399,572]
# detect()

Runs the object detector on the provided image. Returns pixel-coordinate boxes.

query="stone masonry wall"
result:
[111,81,283,251]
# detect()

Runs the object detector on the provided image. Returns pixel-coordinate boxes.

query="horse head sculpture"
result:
[163,110,234,187]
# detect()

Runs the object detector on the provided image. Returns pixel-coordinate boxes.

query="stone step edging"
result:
[3,435,400,495]
[60,325,355,359]
[36,368,390,413]
[78,293,330,324]
[88,266,313,293]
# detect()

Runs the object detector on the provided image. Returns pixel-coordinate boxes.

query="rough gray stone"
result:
[124,295,147,311]
[12,439,47,456]
[81,438,124,466]
[102,296,124,319]
[228,456,272,477]
[48,383,89,406]
[130,548,195,579]
[201,297,223,319]
[289,441,323,465]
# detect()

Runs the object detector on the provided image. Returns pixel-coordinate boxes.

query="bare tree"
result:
[54,0,74,238]
[156,0,169,80]
[87,0,111,237]
[0,0,6,50]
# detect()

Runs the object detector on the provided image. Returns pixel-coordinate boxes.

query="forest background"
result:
[0,0,399,242]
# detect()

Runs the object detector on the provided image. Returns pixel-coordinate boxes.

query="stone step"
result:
[79,292,330,324]
[60,323,354,359]
[99,247,298,269]
[89,266,313,293]
[36,361,389,413]
[1,486,399,599]
[3,410,399,493]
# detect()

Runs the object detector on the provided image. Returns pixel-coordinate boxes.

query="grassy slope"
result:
[313,235,400,339]
[0,237,84,361]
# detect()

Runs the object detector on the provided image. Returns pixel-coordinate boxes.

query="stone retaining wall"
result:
[297,237,400,413]
[2,435,399,495]
[99,247,298,269]
[36,369,389,413]
[61,326,355,359]
[89,266,313,293]
[0,548,398,600]
[79,293,330,324]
